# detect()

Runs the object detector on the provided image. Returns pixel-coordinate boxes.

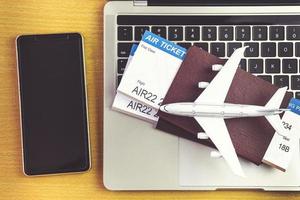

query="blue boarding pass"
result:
[113,44,159,122]
[117,31,187,109]
[263,98,300,172]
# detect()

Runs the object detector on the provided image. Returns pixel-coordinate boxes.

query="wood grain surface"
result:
[0,0,299,199]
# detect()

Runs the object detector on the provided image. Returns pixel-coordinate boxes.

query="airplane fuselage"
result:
[161,103,284,118]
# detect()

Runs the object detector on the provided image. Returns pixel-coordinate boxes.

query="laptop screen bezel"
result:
[147,0,300,6]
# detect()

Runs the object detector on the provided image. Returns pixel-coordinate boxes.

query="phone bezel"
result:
[15,33,91,176]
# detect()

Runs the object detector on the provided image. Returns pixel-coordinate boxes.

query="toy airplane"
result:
[160,47,289,177]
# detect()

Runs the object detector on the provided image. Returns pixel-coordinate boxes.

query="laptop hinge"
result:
[145,0,300,6]
[133,0,147,6]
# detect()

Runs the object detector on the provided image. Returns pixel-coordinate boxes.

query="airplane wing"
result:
[195,116,245,177]
[195,47,247,104]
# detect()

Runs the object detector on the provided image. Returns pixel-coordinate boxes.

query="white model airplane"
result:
[160,47,289,177]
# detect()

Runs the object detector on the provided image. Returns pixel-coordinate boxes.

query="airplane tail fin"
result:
[265,87,288,137]
[265,87,288,109]
[265,115,287,137]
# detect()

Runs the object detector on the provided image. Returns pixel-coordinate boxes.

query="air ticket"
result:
[117,31,187,109]
[263,98,300,172]
[112,44,159,122]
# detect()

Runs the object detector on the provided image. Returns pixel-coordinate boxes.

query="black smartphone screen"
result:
[17,33,90,175]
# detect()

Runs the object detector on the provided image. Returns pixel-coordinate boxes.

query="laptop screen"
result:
[148,0,300,6]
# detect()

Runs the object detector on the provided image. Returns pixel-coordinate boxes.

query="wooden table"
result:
[0,0,299,199]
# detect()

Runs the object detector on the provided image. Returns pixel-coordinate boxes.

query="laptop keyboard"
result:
[117,15,300,99]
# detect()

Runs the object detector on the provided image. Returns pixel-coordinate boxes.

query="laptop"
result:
[103,0,300,191]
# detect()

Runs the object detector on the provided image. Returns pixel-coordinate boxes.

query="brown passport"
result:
[156,46,293,165]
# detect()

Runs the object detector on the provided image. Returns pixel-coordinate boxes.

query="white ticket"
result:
[112,92,159,122]
[263,98,300,172]
[113,44,159,122]
[117,31,187,109]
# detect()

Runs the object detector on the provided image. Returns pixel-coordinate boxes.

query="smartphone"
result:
[16,33,90,176]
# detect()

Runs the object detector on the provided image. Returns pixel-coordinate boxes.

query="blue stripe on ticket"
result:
[288,98,300,115]
[141,31,186,60]
[130,44,138,56]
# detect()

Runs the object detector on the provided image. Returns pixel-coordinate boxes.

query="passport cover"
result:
[156,46,293,165]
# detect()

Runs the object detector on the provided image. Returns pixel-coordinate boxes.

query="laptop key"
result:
[118,43,135,57]
[244,42,259,57]
[265,59,280,73]
[295,92,300,99]
[291,76,300,90]
[287,26,300,40]
[168,27,183,41]
[278,42,293,57]
[202,27,217,41]
[185,26,200,41]
[227,42,242,57]
[236,26,251,41]
[269,26,285,40]
[117,75,123,87]
[177,42,192,49]
[261,42,276,57]
[274,75,289,88]
[210,43,225,57]
[151,26,167,38]
[248,59,263,73]
[252,26,268,41]
[239,59,247,71]
[118,26,133,41]
[282,59,298,73]
[257,75,272,83]
[134,26,150,41]
[118,59,128,74]
[295,43,300,57]
[194,42,208,51]
[219,26,233,41]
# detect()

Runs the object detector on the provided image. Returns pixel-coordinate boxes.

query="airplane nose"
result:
[160,104,180,114]
[160,105,169,113]
[159,103,192,116]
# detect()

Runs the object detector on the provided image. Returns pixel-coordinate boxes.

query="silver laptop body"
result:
[104,0,300,191]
